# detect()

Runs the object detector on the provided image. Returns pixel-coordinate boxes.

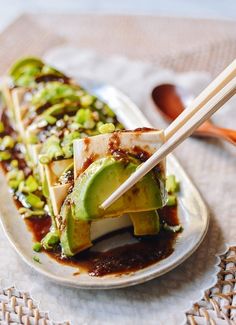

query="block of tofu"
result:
[74,129,165,239]
[0,78,15,119]
[43,129,165,240]
[11,87,44,143]
[11,87,30,138]
[42,158,73,216]
[74,129,165,178]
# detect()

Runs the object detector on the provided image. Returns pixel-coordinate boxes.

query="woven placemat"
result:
[0,14,236,324]
[0,247,235,324]
[186,247,236,325]
[0,287,68,325]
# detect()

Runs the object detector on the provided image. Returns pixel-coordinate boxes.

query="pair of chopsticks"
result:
[100,59,236,211]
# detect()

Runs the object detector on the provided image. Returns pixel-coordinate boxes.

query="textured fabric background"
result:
[0,46,235,325]
[1,14,236,75]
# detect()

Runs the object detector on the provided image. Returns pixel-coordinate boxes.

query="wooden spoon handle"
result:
[206,126,236,145]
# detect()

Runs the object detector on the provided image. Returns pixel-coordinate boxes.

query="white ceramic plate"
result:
[0,80,209,289]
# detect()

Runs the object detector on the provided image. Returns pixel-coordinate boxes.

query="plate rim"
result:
[0,84,209,289]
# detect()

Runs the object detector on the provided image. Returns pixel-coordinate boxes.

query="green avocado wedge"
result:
[9,57,44,77]
[129,210,160,236]
[60,202,92,257]
[9,57,44,87]
[71,157,165,221]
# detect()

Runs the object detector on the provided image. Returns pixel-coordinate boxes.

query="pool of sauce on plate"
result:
[24,206,179,277]
[1,111,180,277]
[35,73,70,84]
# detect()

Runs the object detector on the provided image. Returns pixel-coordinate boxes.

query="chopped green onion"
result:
[62,131,81,158]
[10,159,18,168]
[0,151,11,161]
[18,170,25,181]
[163,223,183,233]
[33,255,41,263]
[96,121,103,129]
[6,169,24,181]
[28,135,38,144]
[44,115,57,125]
[1,136,15,149]
[103,104,115,117]
[31,82,80,108]
[62,146,72,159]
[68,122,80,131]
[33,242,43,252]
[0,121,4,133]
[8,179,20,190]
[166,175,180,193]
[18,181,25,192]
[40,135,63,163]
[166,194,177,206]
[94,100,103,109]
[98,123,115,134]
[75,108,95,129]
[41,231,60,250]
[19,207,45,218]
[18,207,27,214]
[63,114,69,122]
[80,94,94,107]
[85,119,95,129]
[25,193,44,209]
[6,169,25,181]
[6,169,18,180]
[7,168,25,190]
[25,175,38,192]
[39,154,51,164]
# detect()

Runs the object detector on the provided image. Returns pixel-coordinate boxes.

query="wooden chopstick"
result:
[165,59,236,140]
[101,77,236,210]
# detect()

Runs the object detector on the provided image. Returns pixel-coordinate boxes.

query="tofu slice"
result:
[45,159,73,186]
[11,87,42,142]
[1,78,15,119]
[43,158,73,216]
[44,129,165,240]
[11,87,30,138]
[28,143,42,165]
[74,130,165,178]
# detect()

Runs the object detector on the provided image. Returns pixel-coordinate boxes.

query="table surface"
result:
[1,13,236,78]
[0,0,236,32]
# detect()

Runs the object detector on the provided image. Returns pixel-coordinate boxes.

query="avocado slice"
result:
[60,201,92,257]
[9,57,44,87]
[71,157,165,221]
[129,210,160,236]
[9,57,44,78]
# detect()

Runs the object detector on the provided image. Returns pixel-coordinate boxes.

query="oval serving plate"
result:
[0,80,209,289]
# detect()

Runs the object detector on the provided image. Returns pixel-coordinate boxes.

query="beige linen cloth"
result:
[0,46,235,324]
